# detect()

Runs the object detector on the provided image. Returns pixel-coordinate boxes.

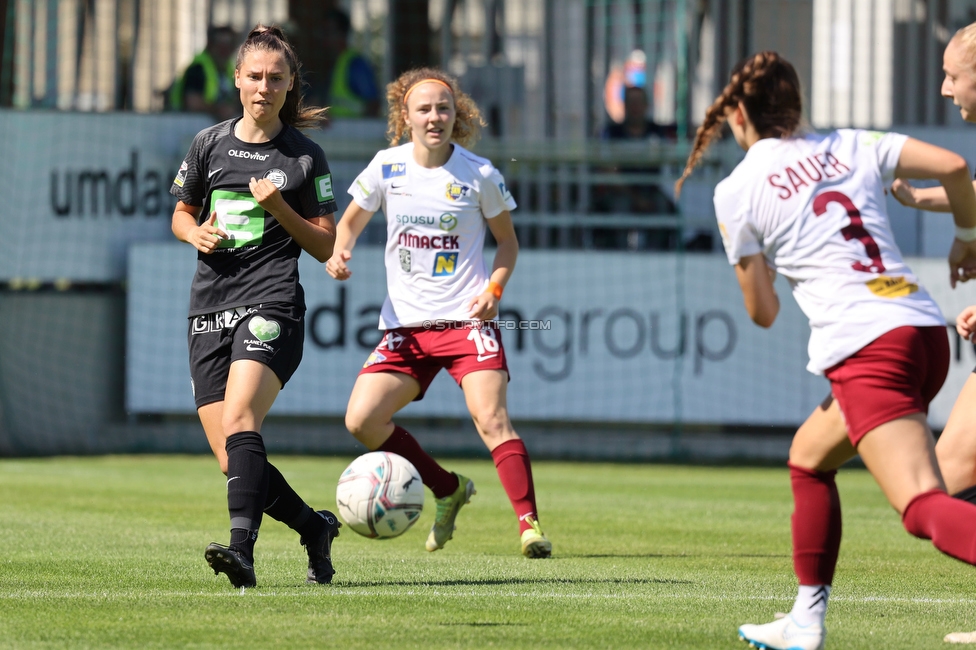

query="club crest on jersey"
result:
[382,162,407,179]
[264,169,287,189]
[399,247,412,272]
[445,182,470,201]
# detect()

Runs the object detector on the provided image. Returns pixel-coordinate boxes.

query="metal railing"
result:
[317,131,728,251]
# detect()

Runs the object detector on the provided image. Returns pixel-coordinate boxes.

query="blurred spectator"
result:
[603,50,647,123]
[169,26,240,121]
[603,85,675,141]
[593,85,679,250]
[304,9,380,118]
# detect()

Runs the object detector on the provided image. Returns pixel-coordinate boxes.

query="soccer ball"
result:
[335,451,425,538]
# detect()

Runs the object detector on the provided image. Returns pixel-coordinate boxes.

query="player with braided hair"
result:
[678,51,976,650]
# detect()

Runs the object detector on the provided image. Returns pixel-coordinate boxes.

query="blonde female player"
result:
[170,25,341,588]
[675,51,976,650]
[885,22,976,644]
[325,67,551,558]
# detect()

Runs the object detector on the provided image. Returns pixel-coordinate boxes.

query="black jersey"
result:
[170,118,339,316]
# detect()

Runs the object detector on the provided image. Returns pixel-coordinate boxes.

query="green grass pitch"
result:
[1,455,973,648]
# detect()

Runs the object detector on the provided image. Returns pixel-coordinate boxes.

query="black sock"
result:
[225,431,269,560]
[953,484,976,505]
[229,528,258,562]
[264,462,322,538]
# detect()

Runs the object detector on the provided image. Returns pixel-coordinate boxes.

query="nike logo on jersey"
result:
[208,168,223,179]
[246,345,268,352]
[477,354,498,362]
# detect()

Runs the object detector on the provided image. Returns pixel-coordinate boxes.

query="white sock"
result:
[790,584,830,627]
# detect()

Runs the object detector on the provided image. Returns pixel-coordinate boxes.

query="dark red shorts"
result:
[825,325,949,445]
[359,323,509,400]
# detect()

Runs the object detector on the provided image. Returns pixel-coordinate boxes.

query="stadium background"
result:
[3,0,976,460]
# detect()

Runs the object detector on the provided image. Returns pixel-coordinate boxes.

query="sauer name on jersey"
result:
[766,151,851,200]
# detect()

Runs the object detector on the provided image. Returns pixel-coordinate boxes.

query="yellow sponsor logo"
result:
[866,275,918,298]
[433,252,458,276]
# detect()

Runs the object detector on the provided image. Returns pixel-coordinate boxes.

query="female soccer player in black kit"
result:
[170,24,340,589]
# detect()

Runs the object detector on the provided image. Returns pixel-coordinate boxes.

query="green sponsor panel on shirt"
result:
[211,190,265,248]
[315,173,334,202]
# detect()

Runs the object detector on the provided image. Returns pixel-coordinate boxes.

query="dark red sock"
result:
[379,425,458,498]
[903,489,976,564]
[789,463,841,585]
[491,439,538,534]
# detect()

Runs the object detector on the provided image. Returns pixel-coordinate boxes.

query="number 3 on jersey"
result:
[813,190,885,273]
[211,189,265,248]
[467,327,500,362]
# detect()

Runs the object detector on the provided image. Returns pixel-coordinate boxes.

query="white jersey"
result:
[714,129,945,374]
[349,142,517,328]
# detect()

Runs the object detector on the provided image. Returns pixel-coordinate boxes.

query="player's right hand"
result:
[957,305,976,340]
[326,250,353,280]
[890,179,918,208]
[189,212,227,254]
[949,237,976,288]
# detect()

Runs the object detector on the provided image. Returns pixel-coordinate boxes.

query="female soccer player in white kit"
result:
[886,22,976,644]
[675,51,976,650]
[325,67,551,558]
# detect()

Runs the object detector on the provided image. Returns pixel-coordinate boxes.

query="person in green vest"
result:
[311,9,380,119]
[169,26,240,121]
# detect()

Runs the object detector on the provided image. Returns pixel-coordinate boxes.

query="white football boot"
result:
[738,614,825,650]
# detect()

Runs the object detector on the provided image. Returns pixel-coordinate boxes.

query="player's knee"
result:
[472,409,511,440]
[345,410,365,435]
[220,411,252,436]
[345,410,380,442]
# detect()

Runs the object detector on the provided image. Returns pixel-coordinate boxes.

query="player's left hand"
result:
[467,292,498,321]
[249,176,287,214]
[949,237,976,288]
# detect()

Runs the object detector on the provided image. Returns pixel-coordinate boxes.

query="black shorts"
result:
[187,302,304,409]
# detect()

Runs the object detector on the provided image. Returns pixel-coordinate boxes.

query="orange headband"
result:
[403,78,453,105]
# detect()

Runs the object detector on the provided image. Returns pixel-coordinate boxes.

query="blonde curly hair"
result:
[385,67,485,148]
